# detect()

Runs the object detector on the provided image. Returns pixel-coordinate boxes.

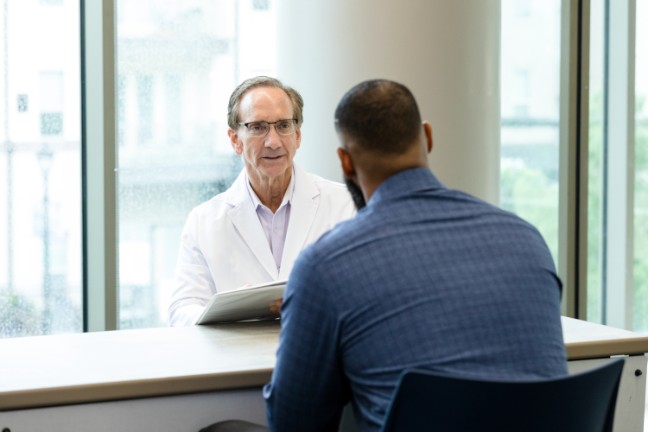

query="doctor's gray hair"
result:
[227,76,304,130]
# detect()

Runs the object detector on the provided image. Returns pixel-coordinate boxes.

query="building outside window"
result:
[115,0,276,328]
[0,0,82,337]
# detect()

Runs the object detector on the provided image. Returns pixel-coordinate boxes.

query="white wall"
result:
[275,0,501,204]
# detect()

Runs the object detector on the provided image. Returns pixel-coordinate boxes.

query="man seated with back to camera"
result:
[201,79,568,432]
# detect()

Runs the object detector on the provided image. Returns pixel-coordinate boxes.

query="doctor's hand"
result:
[269,297,283,316]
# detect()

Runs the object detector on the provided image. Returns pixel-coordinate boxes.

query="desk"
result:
[1,318,646,432]
[0,322,278,432]
[562,317,648,431]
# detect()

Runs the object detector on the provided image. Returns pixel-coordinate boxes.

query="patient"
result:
[202,79,568,432]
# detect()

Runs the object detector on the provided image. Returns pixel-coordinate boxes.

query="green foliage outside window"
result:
[502,93,648,332]
[500,164,559,262]
[0,291,39,338]
[634,97,648,331]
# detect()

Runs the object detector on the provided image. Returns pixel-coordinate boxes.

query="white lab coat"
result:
[168,165,356,326]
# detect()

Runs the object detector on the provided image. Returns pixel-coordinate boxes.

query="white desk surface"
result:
[1,317,647,411]
[0,321,279,411]
[561,316,648,359]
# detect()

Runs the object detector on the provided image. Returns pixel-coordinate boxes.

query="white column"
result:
[276,0,501,204]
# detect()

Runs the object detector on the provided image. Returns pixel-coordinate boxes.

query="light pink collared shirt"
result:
[246,170,295,272]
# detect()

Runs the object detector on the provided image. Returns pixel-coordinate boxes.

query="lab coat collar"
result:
[224,164,320,280]
[279,165,319,279]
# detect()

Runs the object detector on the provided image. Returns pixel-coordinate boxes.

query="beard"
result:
[344,176,367,210]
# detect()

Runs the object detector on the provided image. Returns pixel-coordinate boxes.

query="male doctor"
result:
[168,76,355,326]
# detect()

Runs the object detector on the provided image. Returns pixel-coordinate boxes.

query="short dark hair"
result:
[335,79,422,154]
[227,76,304,129]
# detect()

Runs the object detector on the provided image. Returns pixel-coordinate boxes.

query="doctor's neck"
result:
[248,166,292,213]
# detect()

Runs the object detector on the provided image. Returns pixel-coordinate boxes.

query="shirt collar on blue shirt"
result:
[368,167,444,207]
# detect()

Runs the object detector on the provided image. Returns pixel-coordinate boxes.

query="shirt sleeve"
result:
[263,250,350,431]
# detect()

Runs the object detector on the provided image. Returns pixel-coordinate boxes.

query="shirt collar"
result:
[369,167,444,207]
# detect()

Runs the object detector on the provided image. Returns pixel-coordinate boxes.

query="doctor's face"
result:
[229,86,301,184]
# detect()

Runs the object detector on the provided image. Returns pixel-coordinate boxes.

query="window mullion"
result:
[559,0,591,319]
[82,0,118,331]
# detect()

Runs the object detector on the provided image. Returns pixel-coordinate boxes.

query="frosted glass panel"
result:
[0,0,82,337]
[116,0,276,328]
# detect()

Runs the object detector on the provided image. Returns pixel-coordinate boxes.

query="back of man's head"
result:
[334,79,422,155]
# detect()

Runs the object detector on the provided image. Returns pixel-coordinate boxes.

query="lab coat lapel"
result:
[226,171,278,280]
[280,166,319,279]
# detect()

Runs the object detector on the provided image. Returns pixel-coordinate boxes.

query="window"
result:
[500,0,562,263]
[501,0,647,337]
[587,0,607,326]
[635,0,648,333]
[0,0,82,337]
[116,0,276,328]
[587,0,647,333]
[0,0,280,336]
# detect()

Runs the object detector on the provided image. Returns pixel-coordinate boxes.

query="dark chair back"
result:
[381,358,625,432]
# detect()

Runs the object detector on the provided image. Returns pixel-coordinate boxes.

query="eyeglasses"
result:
[238,118,298,137]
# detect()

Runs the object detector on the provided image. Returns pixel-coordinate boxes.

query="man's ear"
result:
[228,128,243,155]
[423,121,433,154]
[337,147,356,178]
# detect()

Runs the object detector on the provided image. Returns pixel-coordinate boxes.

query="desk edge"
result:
[0,368,273,411]
[565,338,648,360]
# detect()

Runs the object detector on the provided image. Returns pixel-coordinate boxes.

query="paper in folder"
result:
[195,280,286,325]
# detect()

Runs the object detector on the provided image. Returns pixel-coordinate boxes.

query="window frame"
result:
[558,0,590,319]
[82,0,118,331]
